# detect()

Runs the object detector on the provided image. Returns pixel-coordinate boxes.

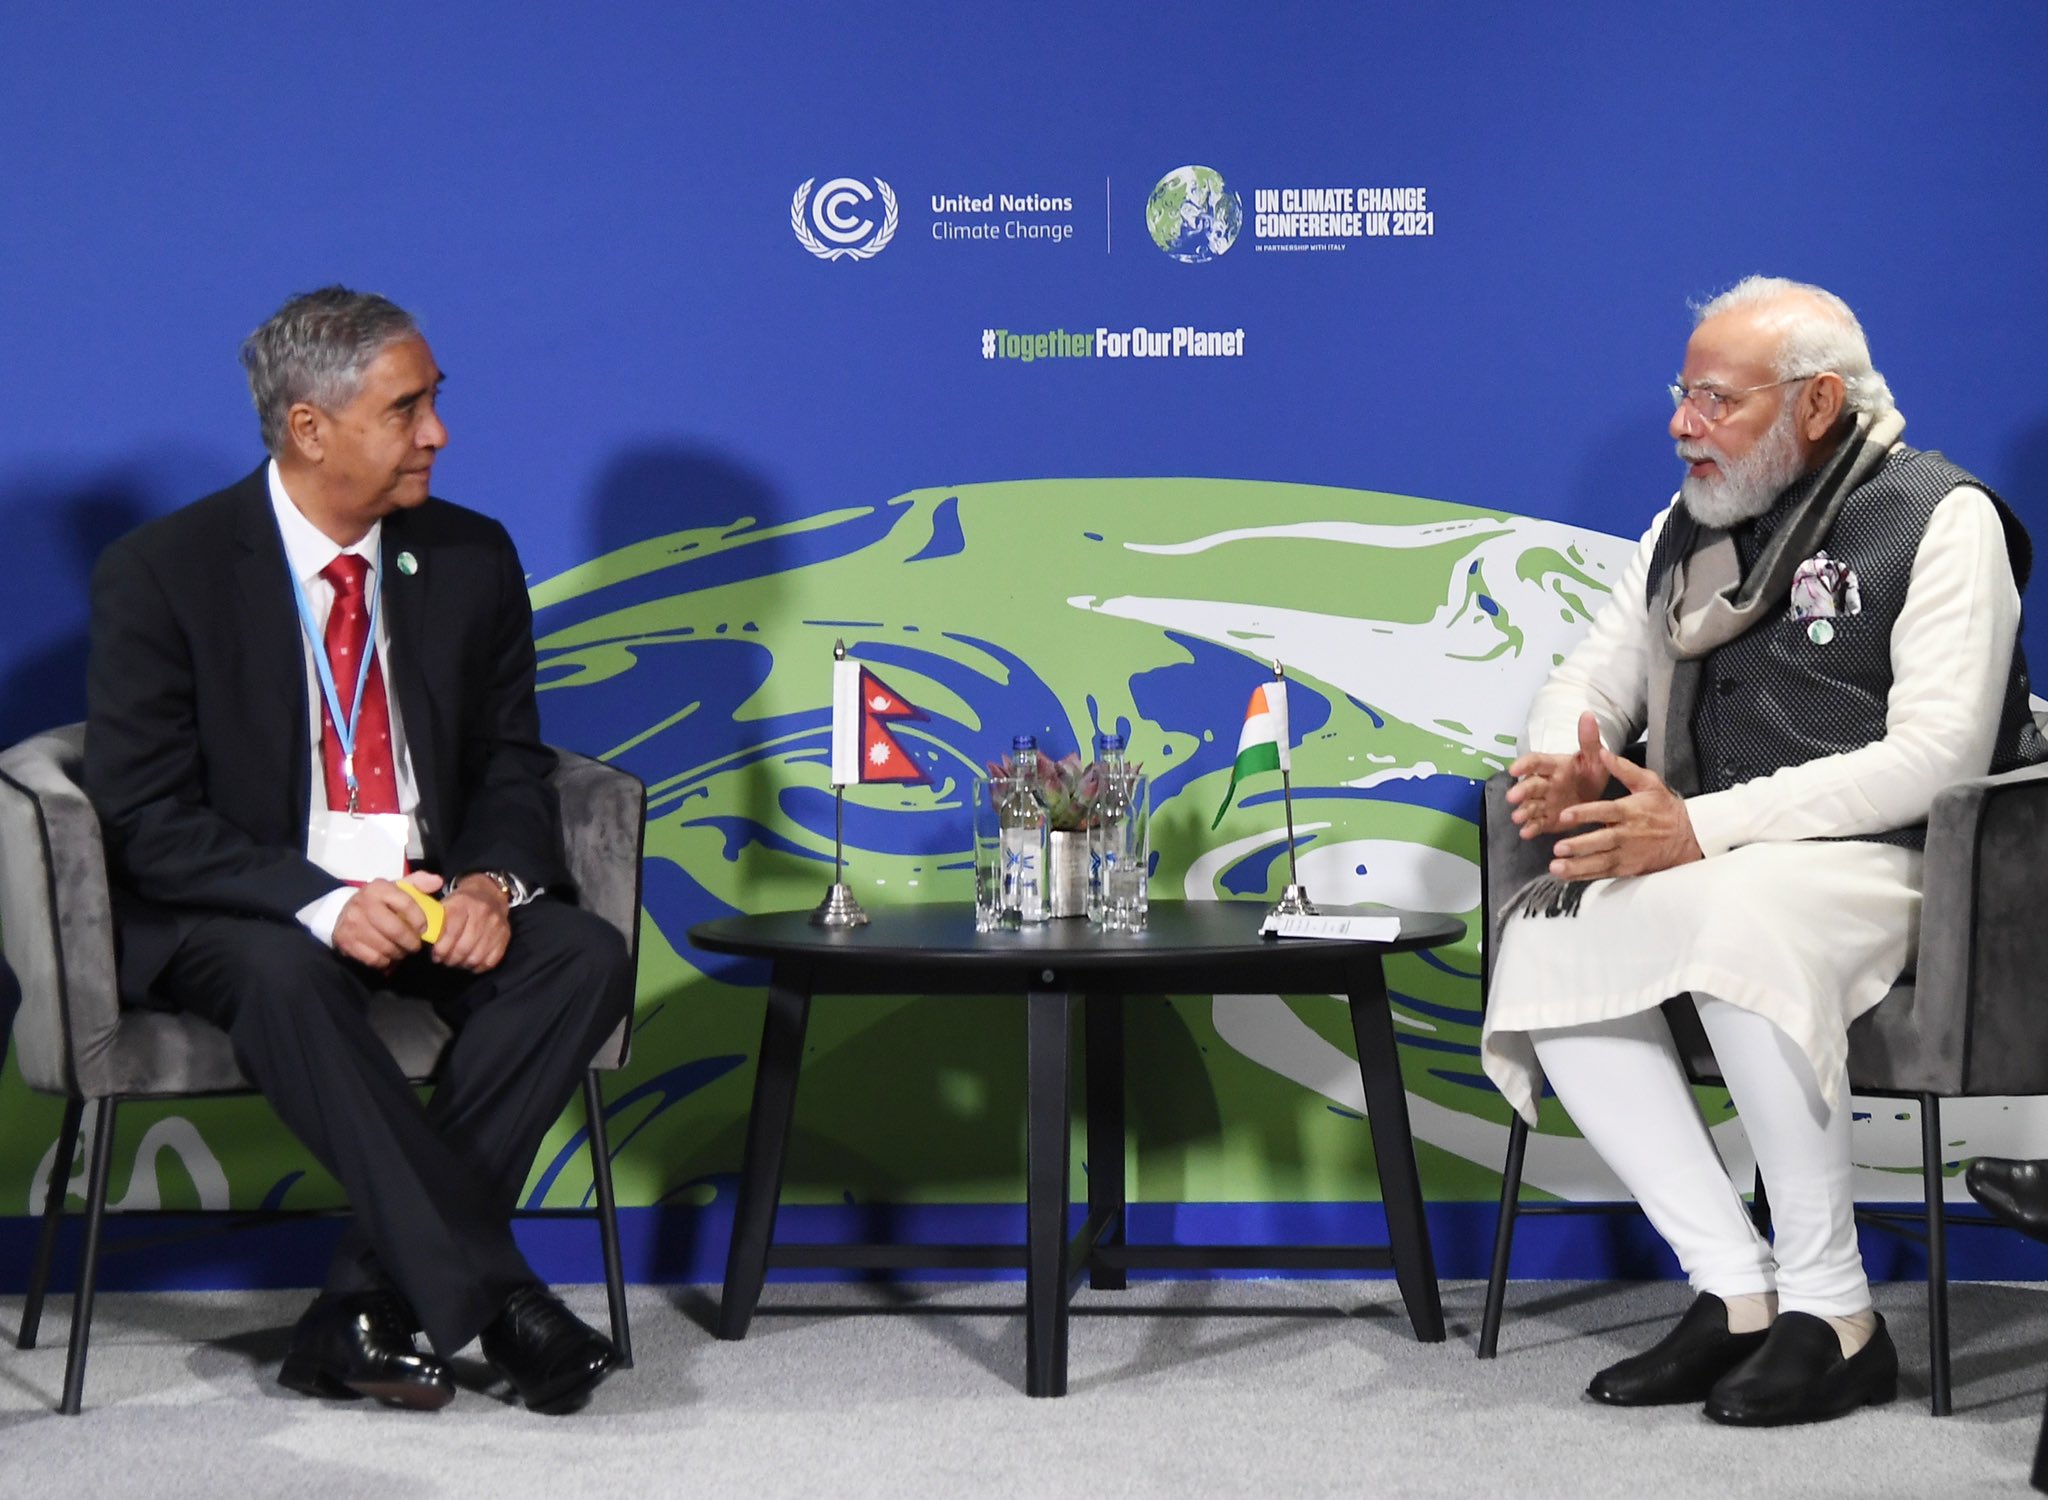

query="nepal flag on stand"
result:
[830,650,930,787]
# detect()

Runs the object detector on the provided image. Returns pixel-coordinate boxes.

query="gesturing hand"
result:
[1506,711,1612,839]
[1549,750,1704,881]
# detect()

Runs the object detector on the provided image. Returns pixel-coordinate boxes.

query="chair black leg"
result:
[2032,1375,2048,1492]
[1478,1111,1530,1359]
[20,1096,85,1351]
[1920,1093,1950,1417]
[582,1070,632,1368]
[59,1097,117,1416]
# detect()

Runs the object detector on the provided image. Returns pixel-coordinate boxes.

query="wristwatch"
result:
[461,869,518,905]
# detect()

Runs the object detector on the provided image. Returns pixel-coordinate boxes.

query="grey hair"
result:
[239,287,420,457]
[1692,275,1895,418]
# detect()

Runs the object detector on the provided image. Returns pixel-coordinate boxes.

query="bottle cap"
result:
[1098,733,1125,754]
[1012,734,1037,752]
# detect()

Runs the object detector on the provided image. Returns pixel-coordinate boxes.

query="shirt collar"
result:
[268,459,382,584]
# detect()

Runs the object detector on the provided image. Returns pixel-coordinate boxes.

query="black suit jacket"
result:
[84,464,567,1004]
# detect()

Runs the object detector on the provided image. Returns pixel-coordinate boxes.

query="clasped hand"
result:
[1505,710,1703,881]
[332,870,511,974]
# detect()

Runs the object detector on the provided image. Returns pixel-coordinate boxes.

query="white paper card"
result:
[1259,913,1402,943]
[307,811,410,884]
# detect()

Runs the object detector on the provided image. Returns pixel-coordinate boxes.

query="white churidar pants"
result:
[1530,996,1870,1317]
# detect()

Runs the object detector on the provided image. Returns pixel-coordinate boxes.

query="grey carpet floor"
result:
[1,1280,2043,1499]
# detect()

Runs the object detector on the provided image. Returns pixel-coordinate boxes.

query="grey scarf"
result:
[1502,407,1906,928]
[1646,408,1903,795]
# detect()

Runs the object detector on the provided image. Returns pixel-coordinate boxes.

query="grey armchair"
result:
[0,724,645,1414]
[1473,753,2048,1416]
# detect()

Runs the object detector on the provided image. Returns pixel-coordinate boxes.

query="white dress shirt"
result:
[269,461,424,946]
[1483,478,2021,1125]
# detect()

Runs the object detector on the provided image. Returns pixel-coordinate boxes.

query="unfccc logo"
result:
[791,176,900,261]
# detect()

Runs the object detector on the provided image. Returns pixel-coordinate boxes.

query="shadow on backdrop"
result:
[541,443,805,1048]
[555,442,803,911]
[1999,414,2048,498]
[2005,415,2048,575]
[0,462,217,747]
[586,444,796,560]
[1995,415,2048,670]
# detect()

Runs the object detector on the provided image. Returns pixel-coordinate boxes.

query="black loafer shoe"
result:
[480,1285,618,1415]
[278,1290,453,1410]
[1704,1311,1897,1426]
[1586,1293,1770,1406]
[1966,1157,2048,1245]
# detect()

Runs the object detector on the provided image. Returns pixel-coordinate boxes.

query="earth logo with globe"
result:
[1145,165,1243,263]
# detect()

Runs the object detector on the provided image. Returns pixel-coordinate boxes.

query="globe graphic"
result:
[1145,166,1242,263]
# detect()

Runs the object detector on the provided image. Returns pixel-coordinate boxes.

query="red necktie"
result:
[319,554,400,815]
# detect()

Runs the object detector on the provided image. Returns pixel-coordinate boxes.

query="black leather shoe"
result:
[1704,1311,1897,1426]
[1966,1157,2048,1244]
[278,1291,453,1410]
[480,1285,618,1414]
[1586,1293,1770,1406]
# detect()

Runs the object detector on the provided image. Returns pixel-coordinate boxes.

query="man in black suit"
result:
[85,287,632,1414]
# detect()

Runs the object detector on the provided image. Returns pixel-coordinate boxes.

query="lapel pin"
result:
[396,551,419,576]
[1807,619,1835,646]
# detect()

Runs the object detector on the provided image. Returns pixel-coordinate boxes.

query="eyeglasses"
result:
[1667,374,1818,424]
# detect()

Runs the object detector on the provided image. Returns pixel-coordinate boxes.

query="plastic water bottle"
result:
[1088,734,1128,927]
[1001,735,1049,925]
[1119,797,1149,933]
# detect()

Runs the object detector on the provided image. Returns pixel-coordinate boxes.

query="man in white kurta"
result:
[1480,276,2039,1426]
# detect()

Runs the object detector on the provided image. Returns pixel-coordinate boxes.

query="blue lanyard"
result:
[289,559,382,815]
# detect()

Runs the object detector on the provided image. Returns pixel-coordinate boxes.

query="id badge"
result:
[308,811,411,883]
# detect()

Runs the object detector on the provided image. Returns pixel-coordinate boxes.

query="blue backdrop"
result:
[6,3,2046,744]
[5,1,2048,1282]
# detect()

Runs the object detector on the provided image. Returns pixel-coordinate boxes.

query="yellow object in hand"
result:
[400,882,446,944]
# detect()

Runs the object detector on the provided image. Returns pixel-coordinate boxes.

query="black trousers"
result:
[157,900,633,1356]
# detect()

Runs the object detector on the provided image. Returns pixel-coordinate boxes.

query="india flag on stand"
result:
[1211,678,1291,828]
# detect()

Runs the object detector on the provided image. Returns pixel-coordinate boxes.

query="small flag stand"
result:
[1265,661,1318,921]
[812,640,870,928]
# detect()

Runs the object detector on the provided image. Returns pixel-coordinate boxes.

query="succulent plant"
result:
[984,749,1137,831]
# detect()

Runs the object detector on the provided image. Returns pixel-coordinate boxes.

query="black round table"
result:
[689,899,1466,1397]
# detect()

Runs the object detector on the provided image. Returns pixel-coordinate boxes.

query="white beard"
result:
[1677,403,1806,529]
